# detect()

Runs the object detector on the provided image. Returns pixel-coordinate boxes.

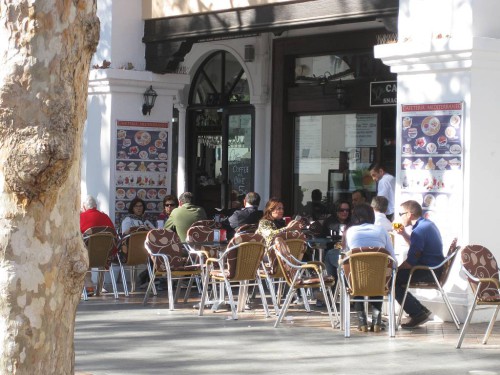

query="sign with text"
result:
[370,81,397,107]
[399,102,464,243]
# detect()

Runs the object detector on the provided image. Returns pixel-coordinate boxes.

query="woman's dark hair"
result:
[162,195,179,207]
[262,197,283,221]
[335,200,352,221]
[128,197,146,214]
[350,203,375,225]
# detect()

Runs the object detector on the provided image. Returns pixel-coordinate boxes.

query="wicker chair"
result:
[456,245,500,348]
[198,232,269,320]
[340,247,397,337]
[259,230,309,314]
[116,229,149,295]
[143,229,204,309]
[82,226,119,300]
[397,238,461,329]
[272,237,338,329]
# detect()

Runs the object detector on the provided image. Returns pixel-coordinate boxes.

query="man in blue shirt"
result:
[394,200,444,328]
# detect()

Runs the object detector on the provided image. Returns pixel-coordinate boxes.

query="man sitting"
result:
[394,200,444,328]
[225,192,263,238]
[371,196,392,231]
[80,195,116,295]
[80,195,115,234]
[164,192,207,241]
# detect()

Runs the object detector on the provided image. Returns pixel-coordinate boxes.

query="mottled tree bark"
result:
[0,1,99,373]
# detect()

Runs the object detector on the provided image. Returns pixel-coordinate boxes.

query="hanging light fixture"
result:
[335,79,346,105]
[142,85,158,115]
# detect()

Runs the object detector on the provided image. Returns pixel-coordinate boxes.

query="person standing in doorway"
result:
[369,162,396,221]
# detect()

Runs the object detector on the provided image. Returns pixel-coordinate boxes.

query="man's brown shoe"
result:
[401,310,432,329]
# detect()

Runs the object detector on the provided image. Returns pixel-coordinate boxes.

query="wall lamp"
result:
[320,72,349,106]
[142,85,158,115]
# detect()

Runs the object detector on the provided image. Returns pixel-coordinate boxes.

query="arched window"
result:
[190,51,250,106]
[187,50,254,216]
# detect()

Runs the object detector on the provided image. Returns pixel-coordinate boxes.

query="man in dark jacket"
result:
[226,192,263,237]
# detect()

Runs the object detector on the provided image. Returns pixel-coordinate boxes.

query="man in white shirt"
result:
[369,162,396,221]
[371,196,393,231]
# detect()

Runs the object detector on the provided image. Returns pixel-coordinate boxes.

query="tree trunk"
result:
[0,1,99,373]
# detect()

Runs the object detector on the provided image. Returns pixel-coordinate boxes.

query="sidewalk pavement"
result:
[75,292,500,375]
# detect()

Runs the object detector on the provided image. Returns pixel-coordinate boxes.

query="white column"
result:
[176,104,187,195]
[375,0,500,323]
[252,102,270,203]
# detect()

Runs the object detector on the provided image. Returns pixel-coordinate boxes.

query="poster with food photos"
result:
[114,120,169,227]
[399,103,463,236]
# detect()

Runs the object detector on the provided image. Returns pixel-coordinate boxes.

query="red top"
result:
[80,208,115,234]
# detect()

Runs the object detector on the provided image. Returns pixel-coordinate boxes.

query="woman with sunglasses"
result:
[156,195,179,227]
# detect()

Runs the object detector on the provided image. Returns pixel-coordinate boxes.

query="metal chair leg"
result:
[456,297,478,348]
[482,305,500,345]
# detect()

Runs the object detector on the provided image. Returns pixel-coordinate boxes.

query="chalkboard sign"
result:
[228,158,251,194]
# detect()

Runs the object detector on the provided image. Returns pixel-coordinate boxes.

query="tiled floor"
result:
[75,289,500,374]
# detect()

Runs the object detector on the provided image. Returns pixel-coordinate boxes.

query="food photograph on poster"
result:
[114,121,169,226]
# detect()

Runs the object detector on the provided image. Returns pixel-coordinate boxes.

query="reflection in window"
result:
[295,55,355,85]
[293,113,378,217]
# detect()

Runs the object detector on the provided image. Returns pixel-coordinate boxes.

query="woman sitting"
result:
[256,197,303,248]
[121,197,155,235]
[344,203,396,332]
[119,197,155,263]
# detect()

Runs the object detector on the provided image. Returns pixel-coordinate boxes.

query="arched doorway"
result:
[187,50,254,217]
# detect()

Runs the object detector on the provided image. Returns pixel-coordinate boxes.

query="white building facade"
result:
[82,0,500,322]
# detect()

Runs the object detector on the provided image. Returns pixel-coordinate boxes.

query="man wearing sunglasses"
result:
[393,200,444,328]
[164,192,207,241]
[156,195,179,226]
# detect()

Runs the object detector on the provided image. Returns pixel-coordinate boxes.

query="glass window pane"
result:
[295,55,355,84]
[203,52,223,93]
[192,74,215,105]
[228,114,252,195]
[225,53,242,93]
[294,113,378,218]
[230,72,250,103]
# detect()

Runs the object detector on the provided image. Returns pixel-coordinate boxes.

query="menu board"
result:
[399,103,463,235]
[114,120,169,226]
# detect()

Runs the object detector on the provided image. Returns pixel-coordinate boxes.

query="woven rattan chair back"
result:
[226,232,265,279]
[348,252,389,296]
[344,247,393,296]
[86,233,115,268]
[123,230,149,266]
[83,226,118,268]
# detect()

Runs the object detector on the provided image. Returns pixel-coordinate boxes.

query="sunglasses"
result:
[338,208,350,213]
[164,204,177,207]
